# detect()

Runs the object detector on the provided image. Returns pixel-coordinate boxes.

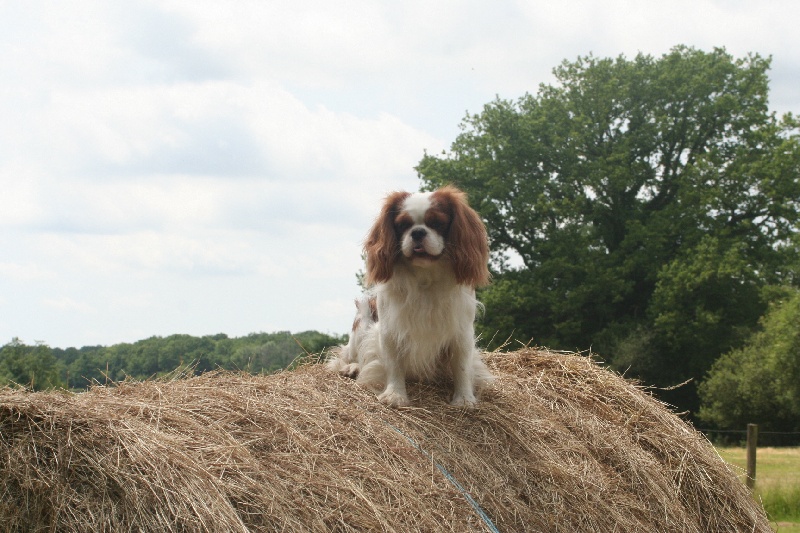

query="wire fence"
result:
[699,427,800,447]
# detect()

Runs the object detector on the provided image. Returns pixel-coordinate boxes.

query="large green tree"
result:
[417,46,800,414]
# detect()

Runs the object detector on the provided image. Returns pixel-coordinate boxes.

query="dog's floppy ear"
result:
[364,191,410,285]
[433,186,490,287]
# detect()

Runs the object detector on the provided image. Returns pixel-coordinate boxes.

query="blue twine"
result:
[386,423,500,533]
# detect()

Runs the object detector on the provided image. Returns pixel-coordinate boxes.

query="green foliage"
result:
[0,338,64,390]
[1,331,345,390]
[645,237,767,385]
[417,46,800,414]
[698,288,800,432]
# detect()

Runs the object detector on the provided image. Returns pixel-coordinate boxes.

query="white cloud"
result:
[43,297,96,314]
[3,71,439,231]
[0,261,55,282]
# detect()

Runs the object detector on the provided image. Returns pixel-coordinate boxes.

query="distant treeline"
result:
[0,331,346,391]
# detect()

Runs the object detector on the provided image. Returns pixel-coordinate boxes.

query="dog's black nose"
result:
[411,228,427,241]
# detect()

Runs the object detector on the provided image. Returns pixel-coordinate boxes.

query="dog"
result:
[327,185,493,407]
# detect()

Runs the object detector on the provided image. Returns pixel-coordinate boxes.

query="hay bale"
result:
[0,349,770,532]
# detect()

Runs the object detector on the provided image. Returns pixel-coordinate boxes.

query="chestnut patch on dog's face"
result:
[394,213,413,237]
[424,208,450,235]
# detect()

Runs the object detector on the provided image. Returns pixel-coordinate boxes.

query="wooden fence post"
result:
[746,423,758,489]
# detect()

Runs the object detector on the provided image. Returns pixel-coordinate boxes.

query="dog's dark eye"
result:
[395,214,413,233]
[425,211,449,232]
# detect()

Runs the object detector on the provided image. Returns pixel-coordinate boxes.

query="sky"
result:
[1,0,799,349]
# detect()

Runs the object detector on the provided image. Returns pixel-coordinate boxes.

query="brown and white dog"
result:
[327,185,493,407]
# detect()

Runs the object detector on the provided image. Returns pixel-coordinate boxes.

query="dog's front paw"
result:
[377,389,410,408]
[449,393,477,408]
[339,363,360,379]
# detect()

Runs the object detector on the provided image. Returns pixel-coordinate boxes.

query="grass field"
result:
[717,447,800,532]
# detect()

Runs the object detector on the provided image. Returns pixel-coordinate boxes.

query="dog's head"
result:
[364,185,490,287]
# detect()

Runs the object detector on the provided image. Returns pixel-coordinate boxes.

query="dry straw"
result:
[0,349,770,532]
